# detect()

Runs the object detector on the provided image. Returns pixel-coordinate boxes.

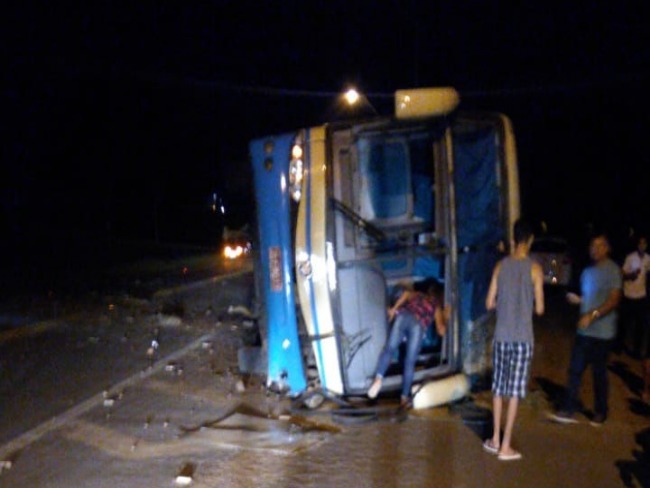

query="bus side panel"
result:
[250,135,307,393]
[329,129,389,394]
[453,116,520,379]
[295,127,345,395]
[337,265,388,393]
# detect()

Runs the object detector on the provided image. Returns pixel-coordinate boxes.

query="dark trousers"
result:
[563,335,611,417]
[620,297,648,356]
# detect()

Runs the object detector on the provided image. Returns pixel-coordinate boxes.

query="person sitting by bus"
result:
[367,280,449,407]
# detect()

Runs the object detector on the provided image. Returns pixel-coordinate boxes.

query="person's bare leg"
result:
[491,395,502,449]
[499,397,519,455]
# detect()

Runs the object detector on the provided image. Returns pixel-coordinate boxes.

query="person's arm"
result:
[577,288,622,330]
[622,269,640,281]
[388,290,413,321]
[622,255,640,281]
[531,261,545,316]
[566,292,582,305]
[434,304,450,337]
[485,262,501,311]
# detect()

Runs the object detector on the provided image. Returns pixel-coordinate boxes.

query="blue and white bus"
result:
[249,87,519,407]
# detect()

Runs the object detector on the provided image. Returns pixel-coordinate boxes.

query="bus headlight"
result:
[289,133,305,202]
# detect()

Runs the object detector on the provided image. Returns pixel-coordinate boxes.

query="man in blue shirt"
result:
[550,233,622,426]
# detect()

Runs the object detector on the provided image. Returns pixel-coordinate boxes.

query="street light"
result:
[344,88,360,106]
[324,86,378,121]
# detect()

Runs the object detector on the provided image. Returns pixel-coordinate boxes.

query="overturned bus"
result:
[249,87,519,408]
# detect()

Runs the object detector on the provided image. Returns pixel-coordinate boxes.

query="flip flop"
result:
[498,451,522,461]
[482,439,499,455]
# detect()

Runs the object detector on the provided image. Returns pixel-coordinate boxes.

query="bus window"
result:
[358,138,411,223]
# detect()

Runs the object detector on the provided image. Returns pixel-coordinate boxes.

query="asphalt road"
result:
[0,273,648,487]
[0,254,254,445]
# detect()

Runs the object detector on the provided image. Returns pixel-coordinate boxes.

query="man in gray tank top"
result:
[483,219,545,461]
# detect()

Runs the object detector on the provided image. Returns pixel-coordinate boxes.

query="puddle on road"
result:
[64,402,338,459]
[178,402,340,451]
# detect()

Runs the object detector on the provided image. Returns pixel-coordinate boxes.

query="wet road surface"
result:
[0,274,648,487]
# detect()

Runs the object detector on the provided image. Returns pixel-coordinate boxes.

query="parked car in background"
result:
[530,236,572,286]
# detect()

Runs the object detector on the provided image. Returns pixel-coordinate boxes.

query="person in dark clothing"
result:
[620,235,650,356]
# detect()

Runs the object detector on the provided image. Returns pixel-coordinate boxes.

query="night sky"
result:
[2,2,649,264]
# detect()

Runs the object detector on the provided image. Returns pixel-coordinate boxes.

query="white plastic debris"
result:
[0,460,12,473]
[235,379,246,393]
[174,475,192,486]
[175,463,195,486]
[103,390,122,407]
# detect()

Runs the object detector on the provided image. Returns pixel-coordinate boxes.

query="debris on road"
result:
[157,314,182,327]
[174,462,195,486]
[227,304,254,318]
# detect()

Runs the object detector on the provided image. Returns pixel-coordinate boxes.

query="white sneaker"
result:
[548,411,578,424]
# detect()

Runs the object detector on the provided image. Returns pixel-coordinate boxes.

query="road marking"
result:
[0,333,216,460]
[0,318,71,344]
[152,267,252,299]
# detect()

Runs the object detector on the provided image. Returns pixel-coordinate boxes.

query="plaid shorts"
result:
[492,341,533,398]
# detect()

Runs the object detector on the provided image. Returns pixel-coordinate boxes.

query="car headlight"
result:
[224,245,244,259]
